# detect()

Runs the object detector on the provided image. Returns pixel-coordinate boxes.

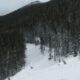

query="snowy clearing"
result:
[5,44,80,80]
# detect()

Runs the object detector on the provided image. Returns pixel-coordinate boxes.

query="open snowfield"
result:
[5,44,80,80]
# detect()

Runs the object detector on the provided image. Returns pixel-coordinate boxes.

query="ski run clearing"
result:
[5,44,80,80]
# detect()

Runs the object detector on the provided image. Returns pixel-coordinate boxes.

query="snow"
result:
[0,0,50,16]
[5,44,80,80]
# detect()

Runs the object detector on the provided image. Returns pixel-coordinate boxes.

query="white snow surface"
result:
[5,44,80,80]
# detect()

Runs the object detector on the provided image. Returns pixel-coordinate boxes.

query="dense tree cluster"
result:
[0,0,80,79]
[0,30,25,80]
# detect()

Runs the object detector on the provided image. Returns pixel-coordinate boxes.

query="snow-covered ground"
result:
[5,44,80,80]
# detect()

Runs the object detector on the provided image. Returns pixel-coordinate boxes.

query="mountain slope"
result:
[5,44,80,80]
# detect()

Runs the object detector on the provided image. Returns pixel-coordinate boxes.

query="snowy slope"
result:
[5,44,80,80]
